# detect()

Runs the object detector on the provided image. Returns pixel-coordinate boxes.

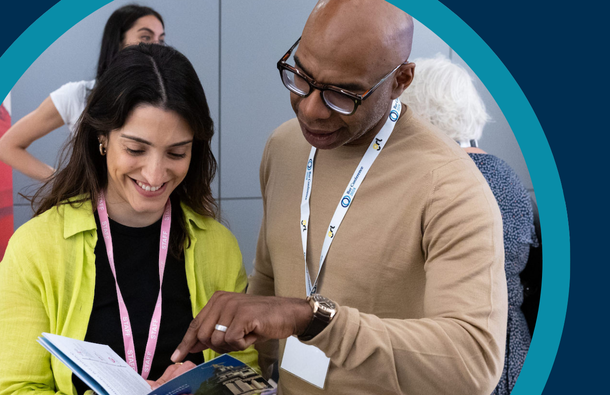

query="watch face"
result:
[312,294,336,312]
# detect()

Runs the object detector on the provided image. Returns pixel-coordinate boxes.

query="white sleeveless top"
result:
[49,79,95,133]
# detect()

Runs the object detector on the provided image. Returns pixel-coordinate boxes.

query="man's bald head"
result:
[287,0,416,150]
[302,0,414,74]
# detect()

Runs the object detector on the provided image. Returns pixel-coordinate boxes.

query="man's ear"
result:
[391,62,415,99]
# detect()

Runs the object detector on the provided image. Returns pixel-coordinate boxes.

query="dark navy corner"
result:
[0,1,60,58]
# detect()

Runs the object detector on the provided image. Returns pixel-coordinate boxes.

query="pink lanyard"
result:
[97,193,171,379]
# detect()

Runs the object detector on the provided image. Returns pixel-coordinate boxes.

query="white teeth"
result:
[136,180,162,192]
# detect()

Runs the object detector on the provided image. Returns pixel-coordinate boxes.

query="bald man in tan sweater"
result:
[174,1,507,394]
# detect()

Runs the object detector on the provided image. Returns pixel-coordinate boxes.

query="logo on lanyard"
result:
[301,98,401,297]
[341,195,351,208]
[373,137,383,151]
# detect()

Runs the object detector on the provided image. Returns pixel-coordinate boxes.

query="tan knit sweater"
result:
[248,106,507,395]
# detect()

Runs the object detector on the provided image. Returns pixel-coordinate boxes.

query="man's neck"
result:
[345,101,398,148]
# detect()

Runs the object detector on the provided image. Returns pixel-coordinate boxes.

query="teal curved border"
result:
[0,0,112,102]
[0,0,569,394]
[388,0,570,394]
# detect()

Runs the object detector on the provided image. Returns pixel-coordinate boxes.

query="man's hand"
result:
[171,291,312,362]
[147,361,197,390]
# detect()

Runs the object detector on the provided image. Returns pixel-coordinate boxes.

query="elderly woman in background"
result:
[401,54,538,395]
[0,44,257,394]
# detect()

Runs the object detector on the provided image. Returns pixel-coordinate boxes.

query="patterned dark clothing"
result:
[469,153,538,395]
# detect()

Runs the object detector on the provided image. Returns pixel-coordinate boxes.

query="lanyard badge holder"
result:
[282,99,402,388]
[97,194,171,379]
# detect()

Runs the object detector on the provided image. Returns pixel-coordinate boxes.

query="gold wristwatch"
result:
[298,294,337,341]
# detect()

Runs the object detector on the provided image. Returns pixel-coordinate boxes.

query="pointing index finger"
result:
[172,291,229,362]
[171,316,204,362]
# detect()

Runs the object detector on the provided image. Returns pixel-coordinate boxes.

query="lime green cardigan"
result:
[0,199,258,394]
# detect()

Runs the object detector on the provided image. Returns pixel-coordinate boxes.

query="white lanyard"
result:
[300,99,401,296]
[97,193,171,379]
[456,139,478,148]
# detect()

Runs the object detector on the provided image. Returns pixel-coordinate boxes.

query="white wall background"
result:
[8,0,533,274]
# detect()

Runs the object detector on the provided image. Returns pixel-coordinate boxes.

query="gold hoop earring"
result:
[99,143,107,156]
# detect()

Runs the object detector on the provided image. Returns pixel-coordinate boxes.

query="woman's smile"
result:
[103,105,193,227]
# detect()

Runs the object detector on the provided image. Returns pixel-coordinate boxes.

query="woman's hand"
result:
[147,361,197,390]
[0,96,63,181]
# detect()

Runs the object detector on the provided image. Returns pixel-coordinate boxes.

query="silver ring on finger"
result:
[214,324,228,333]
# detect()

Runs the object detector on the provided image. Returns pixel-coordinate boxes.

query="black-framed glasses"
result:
[277,37,409,116]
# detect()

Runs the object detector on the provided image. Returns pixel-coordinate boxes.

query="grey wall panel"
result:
[13,204,34,230]
[219,198,263,276]
[145,0,220,199]
[10,0,220,229]
[450,51,534,192]
[219,0,317,199]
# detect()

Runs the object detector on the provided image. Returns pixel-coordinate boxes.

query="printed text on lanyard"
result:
[97,193,171,379]
[300,99,402,296]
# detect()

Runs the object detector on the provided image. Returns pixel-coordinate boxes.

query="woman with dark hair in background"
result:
[401,54,539,395]
[0,43,257,394]
[0,4,165,182]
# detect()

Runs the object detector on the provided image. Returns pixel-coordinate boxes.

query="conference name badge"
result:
[281,335,330,389]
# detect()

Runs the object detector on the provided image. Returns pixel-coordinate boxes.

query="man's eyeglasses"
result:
[277,37,409,116]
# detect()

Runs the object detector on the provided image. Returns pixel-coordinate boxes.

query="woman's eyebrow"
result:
[121,134,152,145]
[168,140,193,148]
[120,134,192,147]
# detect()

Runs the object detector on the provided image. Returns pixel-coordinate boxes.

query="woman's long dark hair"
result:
[97,4,164,79]
[34,44,217,257]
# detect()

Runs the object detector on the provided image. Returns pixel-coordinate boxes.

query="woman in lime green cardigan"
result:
[0,44,257,394]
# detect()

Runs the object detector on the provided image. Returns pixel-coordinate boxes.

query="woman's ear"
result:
[98,135,107,156]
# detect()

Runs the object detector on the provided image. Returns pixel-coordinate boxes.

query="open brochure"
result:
[38,332,275,395]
